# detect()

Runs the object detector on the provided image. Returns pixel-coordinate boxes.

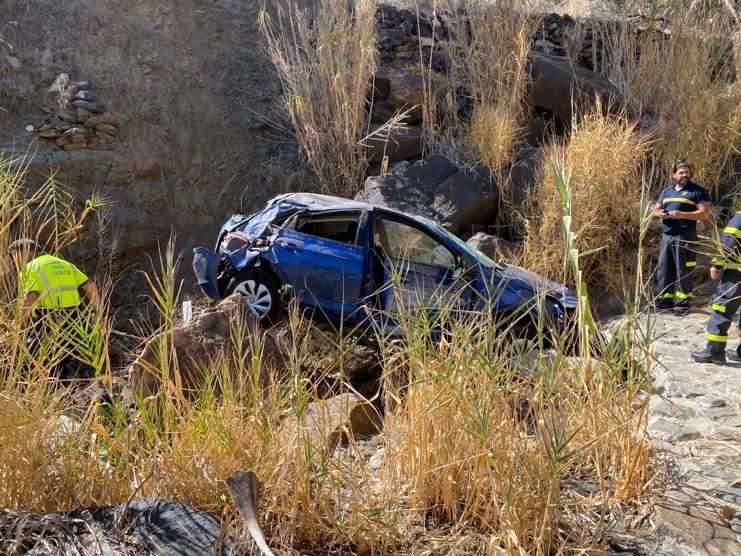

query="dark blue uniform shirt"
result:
[656,182,710,235]
[712,211,741,270]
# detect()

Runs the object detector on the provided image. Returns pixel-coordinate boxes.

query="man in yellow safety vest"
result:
[10,238,100,379]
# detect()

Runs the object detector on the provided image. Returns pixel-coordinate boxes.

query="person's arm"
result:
[668,201,710,221]
[710,213,740,279]
[652,202,669,219]
[20,292,40,321]
[80,281,100,313]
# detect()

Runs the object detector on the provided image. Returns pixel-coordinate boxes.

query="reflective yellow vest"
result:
[21,254,89,309]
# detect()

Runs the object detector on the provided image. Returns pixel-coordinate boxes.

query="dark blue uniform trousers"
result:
[657,233,696,307]
[706,269,741,352]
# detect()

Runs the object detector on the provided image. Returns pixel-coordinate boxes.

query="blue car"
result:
[193,193,577,336]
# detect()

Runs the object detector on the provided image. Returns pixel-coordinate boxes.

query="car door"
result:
[269,210,366,318]
[372,214,471,315]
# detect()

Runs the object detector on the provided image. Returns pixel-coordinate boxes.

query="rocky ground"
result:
[609,308,741,554]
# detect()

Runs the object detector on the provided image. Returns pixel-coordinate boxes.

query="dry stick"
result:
[225,469,275,556]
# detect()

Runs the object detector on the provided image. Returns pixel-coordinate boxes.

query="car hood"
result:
[492,264,578,309]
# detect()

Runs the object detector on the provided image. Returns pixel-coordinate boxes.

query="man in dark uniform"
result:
[652,162,711,315]
[691,211,741,364]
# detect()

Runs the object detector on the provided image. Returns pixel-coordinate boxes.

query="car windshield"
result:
[425,220,498,268]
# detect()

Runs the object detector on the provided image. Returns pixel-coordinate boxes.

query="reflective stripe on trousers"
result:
[706,269,741,350]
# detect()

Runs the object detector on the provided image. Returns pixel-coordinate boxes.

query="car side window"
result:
[376,218,456,268]
[292,213,360,245]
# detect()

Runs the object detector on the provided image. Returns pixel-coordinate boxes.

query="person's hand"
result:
[668,210,682,219]
[710,267,722,281]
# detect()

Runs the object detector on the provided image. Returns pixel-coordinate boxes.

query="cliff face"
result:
[1,0,307,265]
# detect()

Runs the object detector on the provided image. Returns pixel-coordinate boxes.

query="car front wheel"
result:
[229,271,282,325]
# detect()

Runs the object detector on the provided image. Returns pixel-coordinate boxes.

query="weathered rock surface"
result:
[128,294,381,399]
[366,123,424,162]
[1,142,165,263]
[384,70,425,124]
[357,155,498,234]
[527,51,622,123]
[0,499,232,555]
[466,232,520,262]
[92,499,231,555]
[278,392,383,453]
[128,293,289,398]
[510,147,544,205]
[433,169,498,235]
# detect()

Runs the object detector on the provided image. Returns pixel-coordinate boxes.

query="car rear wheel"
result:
[228,271,283,325]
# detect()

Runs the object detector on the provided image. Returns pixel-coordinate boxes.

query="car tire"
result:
[228,270,283,325]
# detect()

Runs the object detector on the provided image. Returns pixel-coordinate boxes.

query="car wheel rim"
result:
[236,279,272,318]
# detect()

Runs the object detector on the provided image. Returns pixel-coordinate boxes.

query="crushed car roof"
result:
[267,192,376,212]
[222,192,432,240]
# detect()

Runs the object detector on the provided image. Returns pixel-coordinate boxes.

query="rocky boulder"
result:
[0,499,232,555]
[278,392,383,453]
[385,70,425,124]
[510,147,544,205]
[366,123,424,163]
[527,51,622,123]
[434,169,497,234]
[128,296,382,400]
[466,232,520,262]
[128,294,289,398]
[357,155,499,234]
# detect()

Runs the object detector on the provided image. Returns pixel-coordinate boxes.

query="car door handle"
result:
[276,239,303,251]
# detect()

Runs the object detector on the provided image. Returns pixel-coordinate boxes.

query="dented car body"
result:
[193,193,577,332]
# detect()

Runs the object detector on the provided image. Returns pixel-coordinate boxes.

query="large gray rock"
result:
[357,155,499,234]
[466,232,520,262]
[527,51,622,123]
[128,294,289,398]
[510,147,544,205]
[277,392,383,453]
[366,123,424,163]
[91,499,232,556]
[653,489,739,556]
[433,168,497,235]
[1,499,232,555]
[357,155,456,219]
[385,70,425,124]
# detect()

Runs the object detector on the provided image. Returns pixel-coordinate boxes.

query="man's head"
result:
[9,238,40,269]
[672,162,692,187]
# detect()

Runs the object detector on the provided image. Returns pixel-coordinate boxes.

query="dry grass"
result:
[520,108,652,290]
[595,2,740,191]
[0,154,656,553]
[426,1,535,197]
[379,324,651,553]
[259,0,378,197]
[6,0,710,551]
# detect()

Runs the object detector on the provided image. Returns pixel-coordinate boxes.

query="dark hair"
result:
[8,238,40,254]
[672,161,692,173]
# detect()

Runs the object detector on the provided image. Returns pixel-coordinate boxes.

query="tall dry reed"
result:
[259,0,378,197]
[520,107,651,290]
[595,2,740,191]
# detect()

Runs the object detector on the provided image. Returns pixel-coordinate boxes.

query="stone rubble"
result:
[36,73,121,151]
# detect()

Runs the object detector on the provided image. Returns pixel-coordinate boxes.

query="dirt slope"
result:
[1,0,309,265]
